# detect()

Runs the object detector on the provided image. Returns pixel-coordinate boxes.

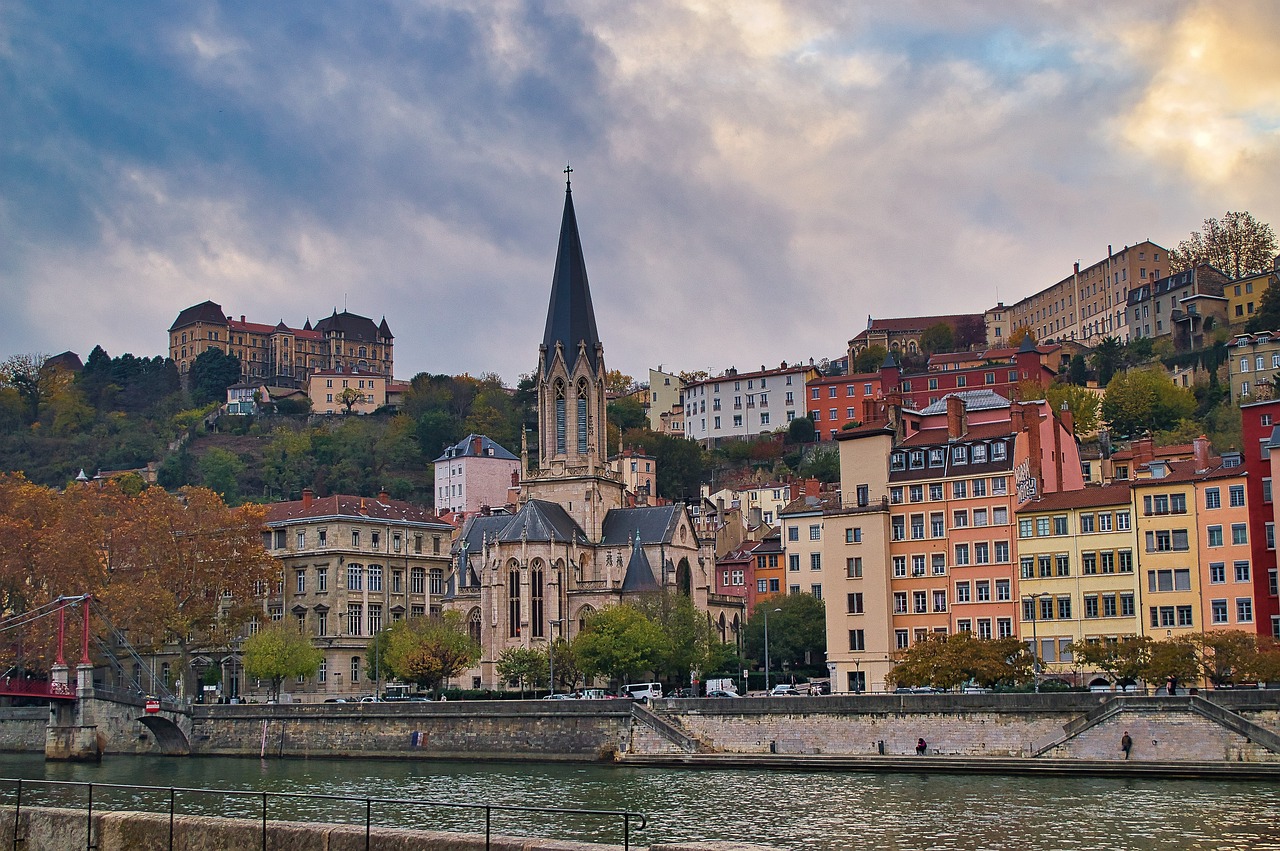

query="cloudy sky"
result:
[4,1,1279,385]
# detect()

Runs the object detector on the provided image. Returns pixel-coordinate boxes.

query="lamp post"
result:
[548,619,564,697]
[1023,593,1043,694]
[763,607,782,693]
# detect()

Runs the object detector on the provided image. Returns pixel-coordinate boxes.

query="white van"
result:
[620,682,663,701]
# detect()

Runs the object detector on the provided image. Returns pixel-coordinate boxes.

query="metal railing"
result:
[3,777,645,851]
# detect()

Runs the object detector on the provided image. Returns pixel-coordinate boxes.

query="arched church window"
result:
[530,563,545,639]
[576,378,590,453]
[555,381,566,454]
[508,569,521,638]
[468,608,482,645]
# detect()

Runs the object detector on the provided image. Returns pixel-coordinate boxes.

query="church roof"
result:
[495,499,589,545]
[541,180,601,377]
[600,505,685,547]
[620,536,659,592]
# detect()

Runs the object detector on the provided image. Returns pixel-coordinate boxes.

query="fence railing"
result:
[2,777,646,851]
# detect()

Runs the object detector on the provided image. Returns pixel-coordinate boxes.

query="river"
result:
[0,753,1276,850]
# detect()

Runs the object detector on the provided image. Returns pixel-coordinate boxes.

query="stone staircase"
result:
[628,703,714,754]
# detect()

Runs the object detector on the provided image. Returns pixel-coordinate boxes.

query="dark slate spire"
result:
[541,169,601,377]
[620,530,658,592]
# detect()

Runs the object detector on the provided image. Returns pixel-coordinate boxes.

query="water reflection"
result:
[1,754,1276,850]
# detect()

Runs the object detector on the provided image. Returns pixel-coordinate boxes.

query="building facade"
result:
[683,363,819,446]
[1228,332,1280,403]
[433,434,520,516]
[307,368,389,415]
[1241,400,1280,638]
[806,372,882,441]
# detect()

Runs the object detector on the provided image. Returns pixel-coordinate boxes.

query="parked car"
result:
[707,690,741,698]
[542,692,575,700]
[579,688,614,700]
[770,684,800,696]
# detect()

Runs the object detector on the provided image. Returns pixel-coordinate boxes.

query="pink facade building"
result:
[433,434,520,517]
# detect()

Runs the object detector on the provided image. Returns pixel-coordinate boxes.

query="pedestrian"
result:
[916,737,928,755]
[1121,731,1133,760]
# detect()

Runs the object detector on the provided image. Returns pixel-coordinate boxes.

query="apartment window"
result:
[368,565,383,592]
[295,569,306,594]
[351,531,360,548]
[1205,488,1221,509]
[930,513,945,537]
[954,544,970,566]
[788,526,800,541]
[894,592,908,614]
[913,591,927,614]
[952,481,968,499]
[810,553,822,571]
[1212,599,1229,624]
[896,630,910,650]
[758,579,768,594]
[955,581,971,603]
[1116,511,1130,530]
[997,619,1013,639]
[1178,605,1194,627]
[1053,516,1068,535]
[933,590,948,613]
[909,485,924,503]
[1084,595,1099,619]
[976,581,991,602]
[893,556,907,578]
[811,584,822,599]
[789,554,800,572]
[974,542,990,565]
[930,484,944,501]
[912,555,926,577]
[1238,599,1254,623]
[1208,526,1224,547]
[1235,561,1251,582]
[1019,519,1034,539]
[995,579,1010,601]
[809,524,821,541]
[977,620,993,640]
[347,604,363,636]
[911,514,926,539]
[411,567,425,594]
[847,593,864,614]
[1147,568,1192,592]
[847,557,863,578]
[849,629,866,651]
[1083,553,1097,575]
[1210,562,1226,583]
[1232,524,1248,545]
[932,554,947,575]
[891,486,905,504]
[892,517,905,541]
[845,528,862,543]
[316,567,328,592]
[1098,513,1112,532]
[994,541,1010,562]
[952,510,969,529]
[347,565,363,591]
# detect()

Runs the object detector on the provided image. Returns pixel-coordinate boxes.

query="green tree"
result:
[573,605,668,685]
[1070,636,1151,687]
[1090,337,1124,386]
[416,410,462,462]
[262,428,316,500]
[496,645,546,696]
[634,591,725,686]
[337,386,363,413]
[1066,354,1089,386]
[383,612,480,694]
[1045,383,1101,436]
[1191,631,1261,687]
[0,353,70,423]
[1246,281,1280,333]
[189,348,242,407]
[799,446,840,483]
[742,594,826,674]
[852,345,888,374]
[1143,637,1200,691]
[619,427,706,501]
[365,628,393,685]
[1170,211,1278,280]
[920,322,955,355]
[1100,367,1197,437]
[787,416,816,444]
[197,447,245,504]
[607,395,647,432]
[243,622,323,701]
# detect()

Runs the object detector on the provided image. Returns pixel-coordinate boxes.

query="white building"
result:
[683,364,819,447]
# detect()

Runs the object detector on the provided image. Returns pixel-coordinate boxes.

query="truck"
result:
[705,678,738,696]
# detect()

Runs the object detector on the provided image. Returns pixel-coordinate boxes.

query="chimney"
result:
[511,470,519,487]
[946,395,967,440]
[378,488,390,503]
[1058,400,1075,437]
[1073,262,1079,275]
[472,436,483,456]
[1134,437,1155,465]
[803,478,821,497]
[480,504,491,516]
[301,487,314,508]
[1193,435,1211,473]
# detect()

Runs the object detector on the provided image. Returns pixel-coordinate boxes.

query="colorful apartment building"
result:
[432,434,520,517]
[1129,444,1255,638]
[1226,260,1279,330]
[1126,263,1231,346]
[307,368,388,415]
[830,390,1084,693]
[1228,331,1280,403]
[779,494,834,601]
[1015,485,1138,684]
[881,337,1054,411]
[1241,400,1280,638]
[806,372,881,441]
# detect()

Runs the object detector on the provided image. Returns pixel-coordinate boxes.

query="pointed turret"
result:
[541,176,601,378]
[378,316,394,340]
[620,530,658,592]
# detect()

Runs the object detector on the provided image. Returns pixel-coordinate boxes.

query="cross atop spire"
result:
[541,174,601,378]
[564,161,573,191]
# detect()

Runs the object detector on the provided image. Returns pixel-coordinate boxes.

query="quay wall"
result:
[0,708,47,752]
[0,805,769,851]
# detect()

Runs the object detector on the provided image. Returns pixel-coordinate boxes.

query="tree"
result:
[852,345,888,374]
[787,416,816,444]
[953,315,988,350]
[619,427,706,501]
[1191,631,1261,687]
[383,612,479,694]
[1066,355,1089,386]
[189,348,242,407]
[1143,636,1200,691]
[887,632,1031,690]
[197,447,245,504]
[742,594,826,674]
[920,323,955,355]
[337,386,364,413]
[604,370,636,396]
[634,591,726,686]
[1246,281,1280,333]
[1045,383,1101,436]
[1170,211,1278,280]
[0,353,70,423]
[573,605,668,685]
[607,396,647,432]
[799,446,840,483]
[1090,337,1125,386]
[1007,327,1035,348]
[496,646,546,696]
[1069,636,1151,687]
[1100,367,1197,437]
[243,622,322,701]
[365,627,393,685]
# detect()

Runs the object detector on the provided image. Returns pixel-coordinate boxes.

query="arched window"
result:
[468,608,482,646]
[576,378,590,453]
[577,605,595,635]
[717,613,726,642]
[530,564,545,638]
[555,380,566,453]
[428,568,443,595]
[508,568,521,637]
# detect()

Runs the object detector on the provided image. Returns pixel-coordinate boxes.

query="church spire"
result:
[541,165,601,378]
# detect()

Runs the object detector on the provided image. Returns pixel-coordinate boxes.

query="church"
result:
[443,175,740,689]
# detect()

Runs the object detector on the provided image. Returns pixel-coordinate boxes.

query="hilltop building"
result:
[683,363,820,447]
[433,435,521,517]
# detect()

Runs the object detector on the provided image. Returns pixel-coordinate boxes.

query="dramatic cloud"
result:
[2,0,1278,383]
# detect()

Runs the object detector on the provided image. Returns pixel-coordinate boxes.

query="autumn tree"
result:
[1045,383,1102,436]
[1170,211,1278,280]
[1007,327,1035,348]
[1144,636,1200,691]
[337,386,364,413]
[243,621,322,701]
[1191,631,1262,687]
[383,612,479,694]
[1070,636,1151,687]
[1100,367,1197,437]
[887,632,1031,690]
[573,605,668,685]
[604,370,636,396]
[0,353,71,423]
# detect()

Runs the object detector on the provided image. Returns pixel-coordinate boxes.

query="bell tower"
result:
[525,167,624,538]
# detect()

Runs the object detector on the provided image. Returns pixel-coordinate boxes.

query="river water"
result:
[0,753,1276,851]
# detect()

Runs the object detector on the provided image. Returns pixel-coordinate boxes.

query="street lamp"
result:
[763,607,782,692]
[548,619,564,697]
[1023,593,1043,694]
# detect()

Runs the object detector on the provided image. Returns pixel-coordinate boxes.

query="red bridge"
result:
[0,676,76,701]
[0,594,92,703]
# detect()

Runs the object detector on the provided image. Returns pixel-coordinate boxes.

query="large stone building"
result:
[442,178,742,690]
[168,302,394,385]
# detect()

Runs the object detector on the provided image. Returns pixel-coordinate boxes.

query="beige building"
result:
[1007,240,1168,344]
[434,434,520,516]
[1228,332,1280,403]
[647,369,686,431]
[1226,261,1280,330]
[260,490,455,701]
[307,368,388,414]
[984,303,1011,348]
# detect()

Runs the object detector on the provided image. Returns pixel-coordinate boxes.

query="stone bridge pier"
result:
[46,686,192,761]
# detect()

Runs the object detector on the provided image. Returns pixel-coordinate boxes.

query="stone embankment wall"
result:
[191,700,635,760]
[0,805,772,851]
[656,692,1280,761]
[0,708,47,752]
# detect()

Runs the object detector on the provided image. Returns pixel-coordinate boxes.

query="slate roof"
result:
[315,309,388,343]
[599,505,684,547]
[494,500,589,545]
[434,434,519,463]
[169,300,228,331]
[620,536,659,592]
[915,390,1011,416]
[542,182,601,377]
[264,494,447,527]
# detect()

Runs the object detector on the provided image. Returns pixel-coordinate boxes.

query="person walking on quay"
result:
[1121,731,1133,760]
[916,738,928,755]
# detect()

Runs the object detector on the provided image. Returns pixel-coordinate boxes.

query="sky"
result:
[3,1,1280,386]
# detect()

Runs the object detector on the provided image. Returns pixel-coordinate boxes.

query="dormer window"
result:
[991,441,1008,461]
[928,448,945,467]
[952,446,968,464]
[971,444,987,463]
[909,450,925,469]
[890,453,906,472]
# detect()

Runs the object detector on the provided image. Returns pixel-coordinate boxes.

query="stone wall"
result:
[1045,710,1276,761]
[191,700,636,761]
[0,805,771,851]
[0,707,49,753]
